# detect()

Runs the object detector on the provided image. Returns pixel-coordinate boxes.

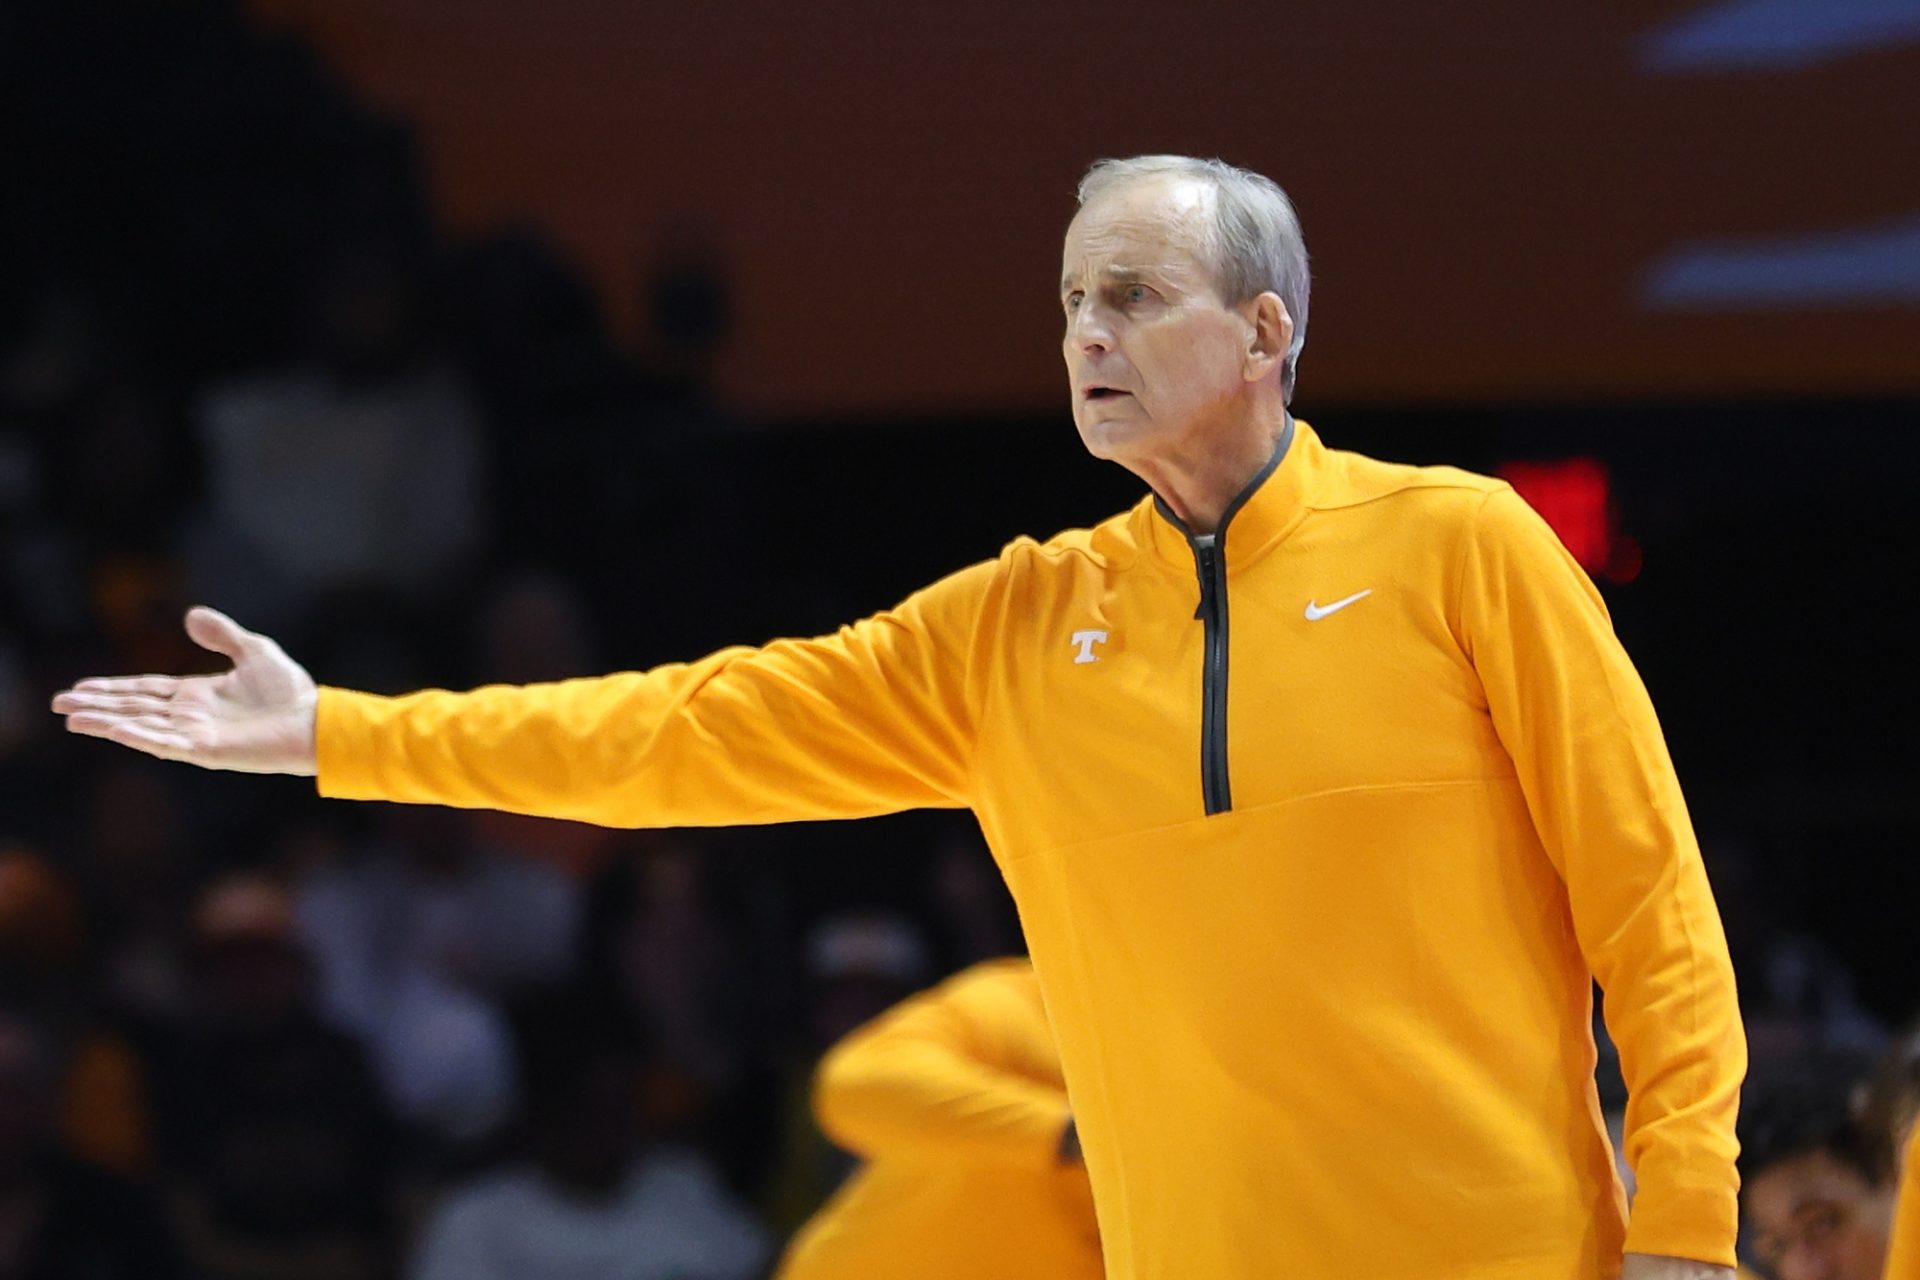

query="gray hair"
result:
[1077,155,1311,401]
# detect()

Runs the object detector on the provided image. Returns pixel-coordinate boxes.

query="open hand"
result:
[51,607,319,776]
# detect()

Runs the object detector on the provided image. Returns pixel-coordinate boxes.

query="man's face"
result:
[1060,178,1257,466]
[1744,1149,1893,1280]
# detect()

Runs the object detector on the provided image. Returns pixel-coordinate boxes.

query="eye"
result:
[1124,284,1152,304]
[1802,1204,1844,1244]
[1064,291,1084,314]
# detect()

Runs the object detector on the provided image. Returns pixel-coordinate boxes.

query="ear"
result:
[1241,292,1294,385]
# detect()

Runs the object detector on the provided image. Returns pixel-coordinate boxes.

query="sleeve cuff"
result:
[314,686,388,801]
[1622,1179,1739,1269]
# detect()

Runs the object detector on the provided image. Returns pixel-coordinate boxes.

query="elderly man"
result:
[54,155,1743,1280]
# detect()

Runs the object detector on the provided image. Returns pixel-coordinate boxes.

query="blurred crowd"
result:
[0,3,1024,1278]
[0,3,1914,1279]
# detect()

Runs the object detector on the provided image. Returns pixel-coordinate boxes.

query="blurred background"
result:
[0,1,1914,1276]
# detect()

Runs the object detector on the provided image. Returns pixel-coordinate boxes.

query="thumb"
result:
[184,606,255,661]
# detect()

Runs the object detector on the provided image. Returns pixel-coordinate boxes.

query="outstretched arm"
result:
[53,556,1000,829]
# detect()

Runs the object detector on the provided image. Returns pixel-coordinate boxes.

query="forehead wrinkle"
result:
[1062,224,1209,290]
[1063,186,1218,295]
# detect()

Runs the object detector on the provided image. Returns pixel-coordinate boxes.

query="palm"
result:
[51,607,319,776]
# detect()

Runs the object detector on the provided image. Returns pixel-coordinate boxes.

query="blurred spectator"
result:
[51,383,197,563]
[1864,1024,1920,1279]
[581,843,747,1113]
[296,806,577,1145]
[150,874,396,1280]
[475,568,602,687]
[0,1009,182,1280]
[0,643,30,762]
[409,1002,768,1280]
[1737,1051,1894,1280]
[765,912,930,1233]
[639,224,732,403]
[0,846,152,1178]
[922,834,1022,973]
[1703,838,1885,1060]
[0,284,103,430]
[802,914,930,1054]
[0,283,106,657]
[578,839,795,1205]
[779,958,1100,1280]
[442,231,649,576]
[0,851,84,988]
[1860,1023,1920,1176]
[187,240,484,632]
[300,807,578,1005]
[73,765,200,1029]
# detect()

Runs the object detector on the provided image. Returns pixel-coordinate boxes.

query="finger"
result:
[67,711,179,736]
[105,721,196,760]
[52,691,177,716]
[184,606,254,661]
[65,714,195,759]
[65,676,182,698]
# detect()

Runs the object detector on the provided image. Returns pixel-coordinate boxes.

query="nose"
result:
[1066,300,1114,355]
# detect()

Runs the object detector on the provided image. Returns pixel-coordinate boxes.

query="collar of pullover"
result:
[1136,416,1321,572]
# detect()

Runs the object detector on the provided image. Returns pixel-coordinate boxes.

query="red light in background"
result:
[1497,457,1640,584]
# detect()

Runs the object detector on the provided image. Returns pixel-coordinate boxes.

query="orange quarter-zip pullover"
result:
[316,419,1744,1278]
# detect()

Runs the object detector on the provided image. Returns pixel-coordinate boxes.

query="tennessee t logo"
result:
[1070,630,1109,664]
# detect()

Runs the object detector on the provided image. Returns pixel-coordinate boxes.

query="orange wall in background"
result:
[244,0,1920,417]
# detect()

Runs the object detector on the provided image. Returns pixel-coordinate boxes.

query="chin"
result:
[1075,414,1158,462]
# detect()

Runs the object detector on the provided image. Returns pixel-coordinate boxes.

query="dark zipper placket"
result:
[1161,415,1296,819]
[1190,532,1233,815]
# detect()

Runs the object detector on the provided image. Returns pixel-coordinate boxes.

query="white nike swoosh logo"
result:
[1304,589,1372,621]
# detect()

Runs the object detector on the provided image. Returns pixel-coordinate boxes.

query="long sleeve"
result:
[813,962,1070,1167]
[1453,486,1745,1267]
[317,556,1002,827]
[1887,1125,1920,1280]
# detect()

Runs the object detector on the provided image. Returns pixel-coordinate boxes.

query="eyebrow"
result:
[1060,266,1154,295]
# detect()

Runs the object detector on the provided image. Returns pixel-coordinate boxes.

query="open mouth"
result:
[1083,387,1130,401]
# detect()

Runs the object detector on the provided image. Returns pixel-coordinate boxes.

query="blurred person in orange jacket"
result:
[777,958,1099,1280]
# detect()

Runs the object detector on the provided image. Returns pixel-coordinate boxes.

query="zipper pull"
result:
[1193,540,1217,620]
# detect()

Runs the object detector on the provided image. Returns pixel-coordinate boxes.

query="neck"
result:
[1133,405,1291,535]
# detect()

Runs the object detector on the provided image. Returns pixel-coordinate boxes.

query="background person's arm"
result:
[1452,486,1745,1273]
[813,963,1073,1168]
